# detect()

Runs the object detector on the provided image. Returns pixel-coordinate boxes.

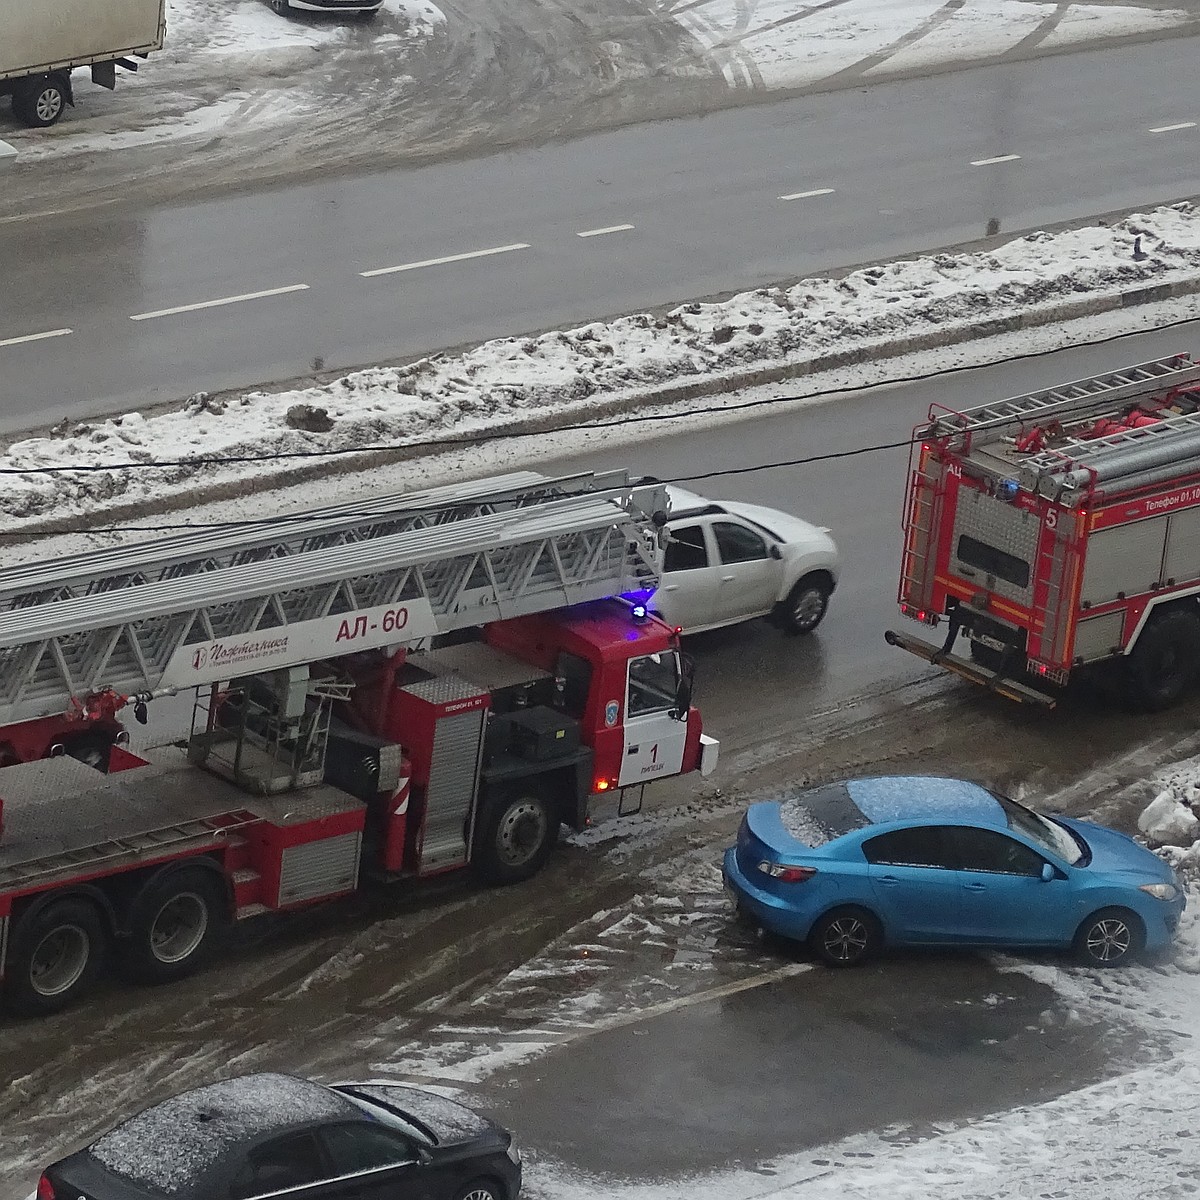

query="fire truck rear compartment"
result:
[0,749,366,919]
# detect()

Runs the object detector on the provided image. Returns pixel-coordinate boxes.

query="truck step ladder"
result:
[0,810,259,892]
[924,355,1200,446]
[0,471,669,725]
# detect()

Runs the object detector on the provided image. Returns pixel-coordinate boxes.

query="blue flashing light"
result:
[998,478,1020,503]
[631,603,648,620]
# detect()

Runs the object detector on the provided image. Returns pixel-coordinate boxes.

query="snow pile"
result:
[7,202,1200,531]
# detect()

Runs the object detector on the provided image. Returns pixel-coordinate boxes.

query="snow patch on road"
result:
[5,201,1200,533]
[671,0,1190,91]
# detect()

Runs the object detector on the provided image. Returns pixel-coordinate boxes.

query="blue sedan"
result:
[722,776,1185,967]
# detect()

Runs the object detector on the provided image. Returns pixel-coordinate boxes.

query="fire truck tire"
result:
[474,789,559,886]
[120,868,229,985]
[781,574,832,635]
[1073,907,1144,967]
[4,897,108,1017]
[1124,609,1200,711]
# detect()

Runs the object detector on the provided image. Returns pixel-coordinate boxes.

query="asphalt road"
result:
[2,35,1199,432]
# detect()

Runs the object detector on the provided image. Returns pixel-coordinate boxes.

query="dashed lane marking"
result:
[130,284,310,322]
[577,224,635,238]
[361,243,530,277]
[0,327,71,347]
[1149,121,1196,134]
[970,154,1021,166]
[779,187,836,201]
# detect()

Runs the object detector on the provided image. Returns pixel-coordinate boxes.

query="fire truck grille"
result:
[951,488,1040,607]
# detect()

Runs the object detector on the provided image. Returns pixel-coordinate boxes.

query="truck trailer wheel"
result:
[474,789,558,886]
[1124,609,1200,712]
[13,75,69,128]
[120,867,229,985]
[4,897,108,1017]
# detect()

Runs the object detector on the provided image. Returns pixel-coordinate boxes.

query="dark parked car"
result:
[36,1073,521,1200]
[723,775,1186,967]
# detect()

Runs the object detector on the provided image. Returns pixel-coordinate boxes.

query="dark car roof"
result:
[88,1073,360,1196]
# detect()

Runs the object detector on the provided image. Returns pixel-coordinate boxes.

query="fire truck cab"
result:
[887,354,1200,710]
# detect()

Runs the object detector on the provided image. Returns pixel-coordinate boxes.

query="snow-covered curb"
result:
[5,201,1200,536]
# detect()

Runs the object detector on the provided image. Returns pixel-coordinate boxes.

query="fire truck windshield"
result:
[993,793,1084,864]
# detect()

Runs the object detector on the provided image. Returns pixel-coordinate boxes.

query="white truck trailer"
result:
[1,0,165,128]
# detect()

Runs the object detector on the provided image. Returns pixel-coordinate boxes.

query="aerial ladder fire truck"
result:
[0,470,717,1017]
[886,353,1200,710]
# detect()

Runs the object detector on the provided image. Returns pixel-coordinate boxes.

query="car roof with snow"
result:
[86,1073,361,1196]
[778,776,1005,846]
[846,776,1005,826]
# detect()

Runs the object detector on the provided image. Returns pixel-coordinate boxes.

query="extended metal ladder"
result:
[0,471,669,725]
[923,355,1200,447]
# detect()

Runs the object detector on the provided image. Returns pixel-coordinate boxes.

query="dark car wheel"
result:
[1074,908,1144,967]
[781,573,832,635]
[121,868,229,984]
[474,789,558,886]
[4,897,108,1017]
[809,906,881,967]
[455,1181,503,1200]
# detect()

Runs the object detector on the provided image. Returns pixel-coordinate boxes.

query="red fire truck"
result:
[886,353,1200,710]
[0,471,717,1017]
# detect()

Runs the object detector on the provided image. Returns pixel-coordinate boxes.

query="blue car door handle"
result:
[877,875,900,886]
[963,881,987,891]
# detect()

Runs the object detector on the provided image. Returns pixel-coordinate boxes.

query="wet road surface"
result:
[3,35,1200,429]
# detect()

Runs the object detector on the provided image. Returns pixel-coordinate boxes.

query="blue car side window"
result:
[951,828,1045,877]
[862,827,956,869]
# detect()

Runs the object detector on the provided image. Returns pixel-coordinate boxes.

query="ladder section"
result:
[0,811,259,893]
[0,481,669,725]
[1019,407,1200,500]
[0,470,637,612]
[924,355,1200,446]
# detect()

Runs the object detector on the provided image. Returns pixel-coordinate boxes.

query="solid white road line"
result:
[0,327,72,347]
[1149,121,1197,134]
[779,187,836,201]
[970,154,1021,166]
[360,243,530,278]
[130,283,310,322]
[577,223,635,238]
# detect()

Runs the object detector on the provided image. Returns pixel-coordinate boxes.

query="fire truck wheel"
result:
[808,906,881,967]
[1124,609,1200,711]
[4,897,108,1018]
[475,790,559,886]
[1073,908,1144,967]
[781,574,832,635]
[121,868,228,985]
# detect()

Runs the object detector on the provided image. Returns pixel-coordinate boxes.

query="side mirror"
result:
[769,543,783,560]
[1041,862,1056,883]
[671,654,695,721]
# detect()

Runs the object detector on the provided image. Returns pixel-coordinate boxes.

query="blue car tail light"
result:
[757,861,817,883]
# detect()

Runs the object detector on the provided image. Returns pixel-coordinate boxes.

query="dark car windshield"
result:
[336,1090,435,1145]
[994,793,1084,864]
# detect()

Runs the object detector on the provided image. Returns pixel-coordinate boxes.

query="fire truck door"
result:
[619,652,688,787]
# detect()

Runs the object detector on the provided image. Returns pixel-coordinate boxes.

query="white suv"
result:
[652,485,839,635]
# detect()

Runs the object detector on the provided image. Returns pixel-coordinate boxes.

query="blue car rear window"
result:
[779,783,870,846]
